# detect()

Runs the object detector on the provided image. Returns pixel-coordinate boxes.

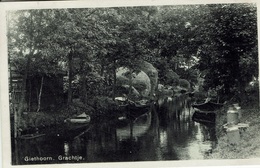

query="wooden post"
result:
[233,103,241,122]
[227,126,240,144]
[227,106,239,125]
[67,50,73,105]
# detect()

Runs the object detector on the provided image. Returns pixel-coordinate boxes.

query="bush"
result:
[179,79,191,90]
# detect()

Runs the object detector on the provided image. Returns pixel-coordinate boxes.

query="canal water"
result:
[12,96,217,165]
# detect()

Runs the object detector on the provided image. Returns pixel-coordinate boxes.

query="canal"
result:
[12,96,217,164]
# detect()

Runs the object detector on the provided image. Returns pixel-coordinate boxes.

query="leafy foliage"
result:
[196,4,258,100]
[8,3,258,105]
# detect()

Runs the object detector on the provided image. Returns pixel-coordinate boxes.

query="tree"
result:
[197,3,258,102]
[8,10,55,137]
[142,5,209,85]
[93,7,158,99]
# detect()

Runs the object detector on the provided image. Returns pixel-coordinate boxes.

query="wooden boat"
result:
[115,97,151,111]
[64,113,91,124]
[114,98,152,123]
[191,101,224,124]
[192,109,216,124]
[126,99,151,119]
[59,115,92,140]
[115,96,128,102]
[127,99,150,110]
[192,101,224,111]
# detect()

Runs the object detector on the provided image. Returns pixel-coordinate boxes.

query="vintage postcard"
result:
[0,0,260,168]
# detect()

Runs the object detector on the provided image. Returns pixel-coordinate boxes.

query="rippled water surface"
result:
[12,96,217,164]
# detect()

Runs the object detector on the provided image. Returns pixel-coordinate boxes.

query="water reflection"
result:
[157,96,216,160]
[12,96,217,164]
[116,112,151,141]
[64,142,69,156]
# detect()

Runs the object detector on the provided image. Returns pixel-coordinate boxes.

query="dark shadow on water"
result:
[12,96,217,164]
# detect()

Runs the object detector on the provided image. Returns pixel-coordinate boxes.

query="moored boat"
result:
[126,99,151,119]
[127,99,151,110]
[114,97,152,121]
[191,101,224,124]
[64,113,91,124]
[59,114,92,140]
[192,109,216,124]
[115,96,129,111]
[192,101,224,111]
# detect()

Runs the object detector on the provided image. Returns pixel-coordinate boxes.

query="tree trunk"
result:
[28,80,32,112]
[128,69,134,100]
[233,52,245,104]
[81,74,87,103]
[238,79,246,104]
[79,56,87,104]
[37,76,44,112]
[36,87,39,103]
[112,59,116,100]
[14,10,36,138]
[15,54,31,138]
[67,50,73,105]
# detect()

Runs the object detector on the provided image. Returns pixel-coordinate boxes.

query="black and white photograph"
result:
[0,0,259,167]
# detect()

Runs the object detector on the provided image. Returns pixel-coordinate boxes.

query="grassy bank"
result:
[17,96,120,134]
[17,101,95,133]
[207,105,260,159]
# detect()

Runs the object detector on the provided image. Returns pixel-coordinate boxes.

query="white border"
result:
[0,0,258,10]
[1,0,260,168]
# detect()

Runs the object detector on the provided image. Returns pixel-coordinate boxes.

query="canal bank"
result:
[207,104,260,159]
[12,95,218,164]
[12,91,260,163]
[11,97,120,137]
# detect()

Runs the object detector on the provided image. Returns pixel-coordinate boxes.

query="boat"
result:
[115,97,151,111]
[191,101,224,124]
[115,96,129,111]
[115,96,128,102]
[192,101,224,111]
[64,113,91,124]
[192,109,216,124]
[59,114,92,140]
[125,99,151,119]
[114,97,152,122]
[127,99,151,110]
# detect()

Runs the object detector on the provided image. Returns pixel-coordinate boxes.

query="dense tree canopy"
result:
[8,3,258,106]
[196,4,257,101]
